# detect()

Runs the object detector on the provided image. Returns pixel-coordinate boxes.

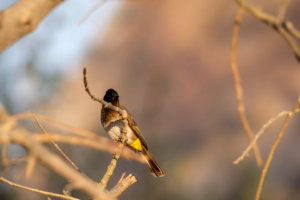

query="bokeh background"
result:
[1,0,300,199]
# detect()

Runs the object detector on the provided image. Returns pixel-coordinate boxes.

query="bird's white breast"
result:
[103,119,136,144]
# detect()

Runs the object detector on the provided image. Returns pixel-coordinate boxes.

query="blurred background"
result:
[1,0,300,199]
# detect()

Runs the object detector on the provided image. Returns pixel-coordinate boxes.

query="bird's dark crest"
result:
[104,89,119,104]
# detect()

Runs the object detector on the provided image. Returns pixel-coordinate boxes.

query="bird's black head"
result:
[103,89,119,106]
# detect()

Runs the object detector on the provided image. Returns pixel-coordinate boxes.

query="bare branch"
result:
[13,113,144,162]
[0,108,113,200]
[0,0,63,53]
[78,0,108,25]
[31,111,81,173]
[109,174,137,198]
[278,0,289,21]
[1,144,9,165]
[255,95,300,200]
[25,155,36,179]
[33,133,145,163]
[233,108,300,164]
[13,112,99,139]
[99,143,124,189]
[234,0,300,61]
[230,8,263,166]
[0,177,79,200]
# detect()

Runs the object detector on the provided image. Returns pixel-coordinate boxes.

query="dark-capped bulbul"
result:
[101,89,165,177]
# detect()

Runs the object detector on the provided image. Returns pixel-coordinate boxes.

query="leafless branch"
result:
[78,0,108,25]
[278,0,289,21]
[109,174,137,198]
[0,0,63,53]
[13,112,99,139]
[12,113,144,162]
[255,95,300,200]
[1,144,9,165]
[31,111,81,173]
[0,107,113,200]
[233,108,300,164]
[24,155,36,179]
[234,0,300,61]
[33,133,145,163]
[0,177,79,200]
[230,8,263,166]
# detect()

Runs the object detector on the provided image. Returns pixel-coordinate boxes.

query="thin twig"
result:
[1,144,9,165]
[118,172,126,184]
[31,112,80,172]
[0,177,80,200]
[31,112,95,183]
[0,157,26,177]
[83,66,128,142]
[255,95,300,200]
[278,0,289,21]
[78,0,107,25]
[109,174,137,198]
[25,155,36,179]
[230,8,263,166]
[233,109,300,164]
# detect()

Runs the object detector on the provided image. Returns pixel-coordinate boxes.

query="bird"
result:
[101,89,165,177]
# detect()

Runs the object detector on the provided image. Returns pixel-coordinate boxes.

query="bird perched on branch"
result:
[101,89,165,177]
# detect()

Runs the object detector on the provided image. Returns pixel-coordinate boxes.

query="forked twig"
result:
[233,108,300,164]
[230,8,263,166]
[255,95,300,200]
[234,0,300,61]
[109,174,137,198]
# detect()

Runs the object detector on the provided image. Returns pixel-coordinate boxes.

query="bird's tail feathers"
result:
[140,146,165,177]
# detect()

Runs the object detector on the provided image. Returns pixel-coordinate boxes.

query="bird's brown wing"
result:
[119,105,148,150]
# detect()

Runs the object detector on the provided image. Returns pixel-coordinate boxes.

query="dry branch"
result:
[255,96,300,200]
[0,177,79,200]
[0,0,63,53]
[1,144,9,165]
[31,111,82,173]
[78,0,108,25]
[13,112,99,139]
[0,107,113,200]
[25,155,36,179]
[12,112,144,162]
[33,133,145,163]
[233,109,300,164]
[230,8,263,166]
[109,174,137,198]
[234,0,300,61]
